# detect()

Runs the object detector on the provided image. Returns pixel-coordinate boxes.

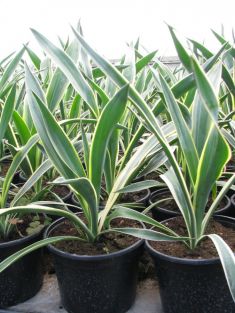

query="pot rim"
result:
[0,226,43,249]
[230,193,235,205]
[145,215,235,265]
[44,216,144,261]
[150,189,231,215]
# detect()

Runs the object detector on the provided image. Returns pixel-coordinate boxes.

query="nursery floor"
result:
[0,275,163,313]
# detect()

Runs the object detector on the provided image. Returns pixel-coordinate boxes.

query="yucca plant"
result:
[68,27,235,301]
[0,25,235,307]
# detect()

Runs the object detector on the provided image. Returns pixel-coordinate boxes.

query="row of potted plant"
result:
[0,23,235,313]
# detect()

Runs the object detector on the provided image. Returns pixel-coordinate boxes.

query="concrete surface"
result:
[0,275,163,313]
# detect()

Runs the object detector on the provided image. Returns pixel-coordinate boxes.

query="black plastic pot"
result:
[44,188,74,221]
[0,229,44,308]
[229,194,235,218]
[146,215,235,313]
[12,171,27,185]
[120,188,151,210]
[44,217,144,313]
[149,188,177,221]
[150,188,232,221]
[61,190,73,204]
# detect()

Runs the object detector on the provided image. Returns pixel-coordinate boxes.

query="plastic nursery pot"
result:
[12,171,27,185]
[120,188,151,210]
[149,188,231,221]
[229,194,235,218]
[44,217,144,313]
[50,185,73,204]
[149,188,178,221]
[0,228,44,308]
[44,188,74,223]
[61,190,73,204]
[146,215,235,313]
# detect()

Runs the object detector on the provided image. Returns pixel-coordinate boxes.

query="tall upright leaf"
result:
[31,28,98,117]
[89,85,129,198]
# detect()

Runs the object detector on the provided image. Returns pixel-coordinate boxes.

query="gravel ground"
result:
[0,275,163,313]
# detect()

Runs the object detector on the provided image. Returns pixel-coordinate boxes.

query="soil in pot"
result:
[0,214,46,242]
[51,218,140,255]
[150,216,235,259]
[45,216,144,313]
[45,185,73,205]
[79,189,150,210]
[150,189,231,221]
[146,216,235,313]
[0,161,11,177]
[0,214,44,308]
[144,172,162,192]
[120,189,150,208]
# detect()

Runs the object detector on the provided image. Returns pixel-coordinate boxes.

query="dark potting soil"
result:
[227,157,235,170]
[51,218,140,256]
[100,190,147,206]
[0,214,45,243]
[51,185,70,198]
[153,192,228,212]
[152,192,178,211]
[150,216,235,259]
[121,190,147,202]
[145,172,160,181]
[0,162,11,177]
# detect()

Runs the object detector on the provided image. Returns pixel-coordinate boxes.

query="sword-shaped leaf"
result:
[31,28,98,117]
[89,85,129,199]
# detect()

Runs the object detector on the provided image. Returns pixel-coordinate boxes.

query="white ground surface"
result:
[0,275,163,313]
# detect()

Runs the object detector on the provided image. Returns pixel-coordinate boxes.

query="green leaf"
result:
[12,159,53,206]
[0,85,16,154]
[71,27,194,234]
[107,206,181,238]
[191,58,220,121]
[25,64,86,178]
[31,28,98,117]
[168,25,192,72]
[189,39,235,96]
[191,57,231,231]
[202,174,235,233]
[89,85,129,198]
[0,236,81,273]
[156,70,199,184]
[53,177,98,236]
[12,110,37,172]
[1,135,39,207]
[136,50,157,74]
[24,61,46,130]
[192,62,222,155]
[208,234,235,302]
[194,125,230,229]
[117,180,162,193]
[46,39,79,112]
[123,44,136,83]
[0,205,94,241]
[100,123,176,231]
[110,228,187,241]
[25,45,41,70]
[160,167,195,239]
[0,47,25,94]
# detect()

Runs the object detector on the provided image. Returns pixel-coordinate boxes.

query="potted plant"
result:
[0,134,47,308]
[1,24,235,313]
[0,54,148,312]
[68,28,235,312]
